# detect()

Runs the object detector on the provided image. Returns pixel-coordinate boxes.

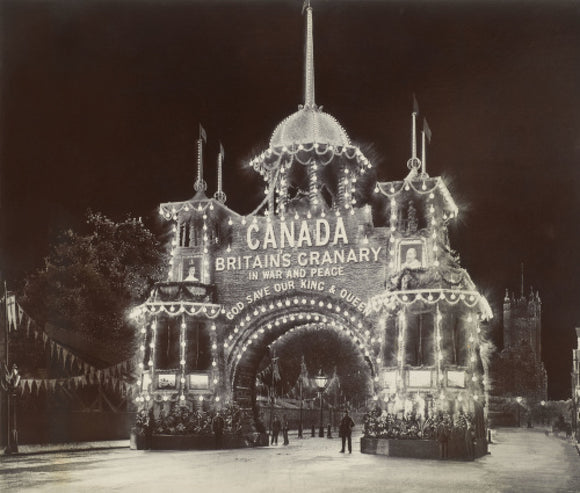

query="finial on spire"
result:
[303,0,315,109]
[194,124,208,193]
[214,142,227,203]
[407,93,421,172]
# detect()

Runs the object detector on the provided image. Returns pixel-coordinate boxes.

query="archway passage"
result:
[225,293,379,433]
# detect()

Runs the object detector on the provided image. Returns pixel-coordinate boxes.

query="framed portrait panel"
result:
[398,239,425,271]
[188,372,210,390]
[157,373,177,390]
[447,370,466,388]
[381,369,398,389]
[408,369,432,387]
[182,256,203,282]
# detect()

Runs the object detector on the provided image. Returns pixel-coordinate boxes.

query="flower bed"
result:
[131,402,264,450]
[360,407,487,460]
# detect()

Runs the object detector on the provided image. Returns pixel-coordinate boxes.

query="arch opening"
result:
[226,294,379,433]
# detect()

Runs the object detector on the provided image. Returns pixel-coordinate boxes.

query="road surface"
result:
[2,428,579,492]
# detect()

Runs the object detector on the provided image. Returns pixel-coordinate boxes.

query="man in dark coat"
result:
[212,412,225,449]
[437,417,450,459]
[339,410,355,453]
[282,415,290,445]
[271,415,281,445]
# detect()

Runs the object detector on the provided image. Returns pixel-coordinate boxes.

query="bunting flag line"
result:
[6,297,138,392]
[17,374,136,396]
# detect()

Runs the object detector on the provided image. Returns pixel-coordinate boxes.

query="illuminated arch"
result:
[222,292,381,421]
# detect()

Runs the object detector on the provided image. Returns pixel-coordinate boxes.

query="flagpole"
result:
[421,130,426,177]
[4,281,8,368]
[408,94,421,172]
[412,111,417,161]
[2,279,7,451]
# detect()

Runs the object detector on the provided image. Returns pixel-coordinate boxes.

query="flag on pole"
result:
[299,355,308,385]
[272,357,281,385]
[219,142,224,160]
[412,93,419,115]
[199,123,207,143]
[423,118,432,143]
[6,294,17,331]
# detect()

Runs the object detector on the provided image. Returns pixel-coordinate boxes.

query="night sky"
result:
[1,0,579,399]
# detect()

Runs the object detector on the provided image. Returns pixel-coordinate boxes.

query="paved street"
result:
[2,428,580,493]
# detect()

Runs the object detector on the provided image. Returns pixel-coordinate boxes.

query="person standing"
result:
[271,415,281,445]
[282,415,290,445]
[339,410,355,454]
[437,417,450,460]
[212,412,225,449]
[465,423,476,460]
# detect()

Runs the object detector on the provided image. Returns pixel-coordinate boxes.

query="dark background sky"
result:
[1,0,579,399]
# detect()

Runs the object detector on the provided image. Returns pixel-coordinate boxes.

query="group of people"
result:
[436,412,476,460]
[270,415,290,446]
[269,411,356,454]
[212,409,357,452]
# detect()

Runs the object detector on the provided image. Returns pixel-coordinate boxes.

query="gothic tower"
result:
[503,287,542,359]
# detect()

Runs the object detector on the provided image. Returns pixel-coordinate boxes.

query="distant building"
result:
[488,285,547,425]
[503,288,542,359]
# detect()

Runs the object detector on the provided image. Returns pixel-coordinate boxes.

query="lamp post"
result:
[314,369,328,438]
[2,364,21,455]
[540,400,546,426]
[298,375,303,439]
[516,396,523,428]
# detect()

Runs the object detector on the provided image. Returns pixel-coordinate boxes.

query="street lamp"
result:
[314,369,328,438]
[2,364,21,455]
[515,396,523,428]
[540,400,546,426]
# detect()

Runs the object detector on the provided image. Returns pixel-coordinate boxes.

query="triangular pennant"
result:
[62,348,69,369]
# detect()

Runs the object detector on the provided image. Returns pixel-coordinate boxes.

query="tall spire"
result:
[303,0,315,109]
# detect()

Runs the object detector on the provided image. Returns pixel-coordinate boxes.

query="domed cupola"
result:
[249,1,373,217]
